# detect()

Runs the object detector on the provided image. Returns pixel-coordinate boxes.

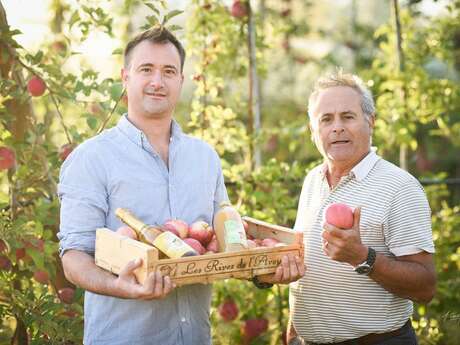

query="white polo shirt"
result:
[290,149,434,343]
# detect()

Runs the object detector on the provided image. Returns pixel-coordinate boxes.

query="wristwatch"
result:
[252,276,274,289]
[354,247,376,275]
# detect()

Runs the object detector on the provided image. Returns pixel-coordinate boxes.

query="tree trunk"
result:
[392,0,408,171]
[247,1,261,169]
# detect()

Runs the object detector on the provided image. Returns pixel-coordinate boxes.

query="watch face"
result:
[355,264,371,275]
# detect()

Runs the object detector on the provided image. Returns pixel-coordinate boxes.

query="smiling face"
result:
[122,40,184,121]
[309,86,374,168]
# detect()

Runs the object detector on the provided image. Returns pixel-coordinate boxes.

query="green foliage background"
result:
[0,0,459,344]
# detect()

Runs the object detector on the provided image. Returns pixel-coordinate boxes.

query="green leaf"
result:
[112,48,123,55]
[145,15,159,27]
[144,2,160,16]
[28,248,45,270]
[87,116,98,130]
[162,10,183,24]
[109,82,124,100]
[69,11,80,29]
[166,24,182,32]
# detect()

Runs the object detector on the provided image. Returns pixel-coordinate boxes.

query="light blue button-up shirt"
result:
[58,114,228,345]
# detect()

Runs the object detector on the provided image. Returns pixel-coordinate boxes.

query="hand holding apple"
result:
[322,207,369,266]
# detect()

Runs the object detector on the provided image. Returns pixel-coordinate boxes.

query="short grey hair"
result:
[307,70,375,120]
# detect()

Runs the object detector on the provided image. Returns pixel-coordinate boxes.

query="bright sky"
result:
[2,0,188,79]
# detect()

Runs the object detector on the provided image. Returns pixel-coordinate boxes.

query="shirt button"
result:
[181,317,186,322]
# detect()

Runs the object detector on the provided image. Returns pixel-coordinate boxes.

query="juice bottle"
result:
[115,208,197,258]
[213,202,248,252]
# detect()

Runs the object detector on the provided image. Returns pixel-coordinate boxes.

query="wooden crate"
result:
[95,216,303,286]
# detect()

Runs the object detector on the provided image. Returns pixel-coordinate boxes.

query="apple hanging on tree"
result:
[58,143,75,161]
[0,147,15,170]
[231,1,248,18]
[27,75,47,97]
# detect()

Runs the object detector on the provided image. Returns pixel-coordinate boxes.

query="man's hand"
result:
[321,207,368,266]
[114,258,176,300]
[257,254,305,284]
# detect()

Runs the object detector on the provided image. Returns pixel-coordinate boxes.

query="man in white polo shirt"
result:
[287,71,436,345]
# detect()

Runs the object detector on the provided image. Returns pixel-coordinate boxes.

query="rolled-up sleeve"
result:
[57,143,108,257]
[212,151,229,214]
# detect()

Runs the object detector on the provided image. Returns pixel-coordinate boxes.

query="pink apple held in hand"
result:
[0,147,15,170]
[189,220,214,246]
[183,238,206,255]
[163,219,189,239]
[324,203,354,229]
[116,226,138,240]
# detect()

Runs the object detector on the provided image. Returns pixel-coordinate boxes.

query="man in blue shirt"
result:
[58,27,230,345]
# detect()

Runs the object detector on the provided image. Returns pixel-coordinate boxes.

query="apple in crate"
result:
[184,238,206,255]
[189,220,214,246]
[261,238,281,248]
[116,226,138,240]
[206,235,218,253]
[247,239,257,249]
[163,219,189,239]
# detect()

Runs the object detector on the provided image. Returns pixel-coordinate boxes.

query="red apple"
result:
[27,76,46,97]
[242,318,268,340]
[261,238,280,248]
[183,238,206,255]
[206,235,218,253]
[231,1,247,18]
[0,256,12,271]
[0,239,7,252]
[116,226,138,240]
[61,310,78,318]
[163,219,189,239]
[58,287,75,304]
[242,219,249,234]
[218,298,239,321]
[247,239,257,249]
[0,147,15,170]
[33,270,49,284]
[23,238,44,252]
[15,248,26,260]
[324,203,354,229]
[189,220,214,246]
[58,143,75,161]
[281,8,291,17]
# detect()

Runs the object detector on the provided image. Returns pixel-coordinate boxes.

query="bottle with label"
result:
[115,208,197,258]
[213,202,248,252]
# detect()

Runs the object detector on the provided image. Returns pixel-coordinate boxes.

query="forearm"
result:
[369,252,436,304]
[62,250,125,298]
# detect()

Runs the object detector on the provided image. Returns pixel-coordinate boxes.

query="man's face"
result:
[309,86,374,166]
[122,41,184,120]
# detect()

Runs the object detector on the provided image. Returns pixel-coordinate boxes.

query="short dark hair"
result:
[124,26,186,72]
